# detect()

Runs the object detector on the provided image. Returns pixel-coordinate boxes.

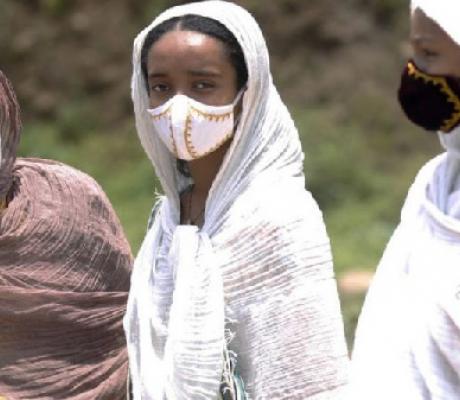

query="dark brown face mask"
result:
[398,60,460,133]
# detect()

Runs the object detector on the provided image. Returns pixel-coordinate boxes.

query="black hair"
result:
[140,14,248,92]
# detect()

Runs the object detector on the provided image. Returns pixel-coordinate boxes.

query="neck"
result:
[187,141,231,195]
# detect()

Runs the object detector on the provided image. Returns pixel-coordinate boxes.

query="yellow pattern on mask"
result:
[408,61,460,133]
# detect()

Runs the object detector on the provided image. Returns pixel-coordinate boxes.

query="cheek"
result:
[221,79,240,105]
[432,50,460,77]
[149,96,158,108]
[221,87,239,105]
[418,58,453,76]
[413,54,428,71]
[203,86,238,107]
[412,49,433,72]
[218,65,239,105]
[148,92,170,109]
[453,56,460,78]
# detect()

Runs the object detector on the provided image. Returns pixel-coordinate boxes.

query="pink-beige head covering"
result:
[0,70,133,399]
[0,71,21,203]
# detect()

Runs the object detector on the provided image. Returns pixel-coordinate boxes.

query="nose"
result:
[412,55,429,73]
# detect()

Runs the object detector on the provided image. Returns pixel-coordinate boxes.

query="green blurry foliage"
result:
[39,0,70,16]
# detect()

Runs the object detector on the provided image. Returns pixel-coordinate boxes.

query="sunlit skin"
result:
[411,8,460,78]
[146,29,242,226]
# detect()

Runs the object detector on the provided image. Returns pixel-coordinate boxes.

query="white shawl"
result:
[124,2,349,399]
[350,149,460,399]
[350,4,460,397]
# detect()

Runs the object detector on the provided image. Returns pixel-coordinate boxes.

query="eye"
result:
[193,81,215,90]
[422,49,438,58]
[150,83,170,93]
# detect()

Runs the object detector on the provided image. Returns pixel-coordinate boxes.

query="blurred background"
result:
[1,0,442,347]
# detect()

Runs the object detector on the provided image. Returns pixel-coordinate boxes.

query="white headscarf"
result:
[124,2,349,399]
[411,0,460,46]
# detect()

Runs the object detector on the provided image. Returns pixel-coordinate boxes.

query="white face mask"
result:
[147,90,244,161]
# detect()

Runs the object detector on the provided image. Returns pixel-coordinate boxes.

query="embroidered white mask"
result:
[147,90,243,160]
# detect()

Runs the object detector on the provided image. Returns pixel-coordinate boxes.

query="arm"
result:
[224,191,349,399]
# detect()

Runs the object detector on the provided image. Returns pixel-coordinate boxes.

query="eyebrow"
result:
[148,72,167,80]
[411,34,435,43]
[187,69,221,77]
[148,69,222,80]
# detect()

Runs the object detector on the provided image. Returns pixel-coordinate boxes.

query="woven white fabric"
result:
[124,2,349,399]
[411,0,460,46]
[350,152,460,399]
[439,126,460,159]
[350,4,460,398]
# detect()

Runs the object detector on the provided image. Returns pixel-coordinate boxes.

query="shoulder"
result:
[413,153,447,186]
[235,179,325,228]
[401,153,447,221]
[216,179,329,249]
[13,157,127,231]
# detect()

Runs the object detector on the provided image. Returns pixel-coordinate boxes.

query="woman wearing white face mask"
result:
[124,1,349,399]
[350,1,460,399]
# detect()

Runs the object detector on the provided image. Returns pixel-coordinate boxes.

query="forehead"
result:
[411,8,453,44]
[147,30,229,72]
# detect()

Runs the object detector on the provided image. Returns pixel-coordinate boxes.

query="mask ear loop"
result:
[233,87,246,128]
[232,87,246,105]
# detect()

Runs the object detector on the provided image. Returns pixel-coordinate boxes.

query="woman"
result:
[124,1,349,399]
[351,1,460,398]
[0,70,132,399]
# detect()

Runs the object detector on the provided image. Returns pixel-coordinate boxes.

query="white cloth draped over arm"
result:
[350,153,460,399]
[213,181,349,399]
[350,2,460,395]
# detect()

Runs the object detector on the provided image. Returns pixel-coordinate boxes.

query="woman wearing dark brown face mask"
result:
[398,4,460,136]
[0,70,133,399]
[350,1,460,399]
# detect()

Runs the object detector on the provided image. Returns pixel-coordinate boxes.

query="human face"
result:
[410,8,460,78]
[146,29,239,108]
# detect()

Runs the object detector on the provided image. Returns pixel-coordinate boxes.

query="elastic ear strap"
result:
[232,88,246,128]
[233,87,246,106]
